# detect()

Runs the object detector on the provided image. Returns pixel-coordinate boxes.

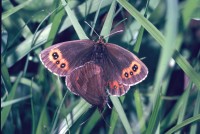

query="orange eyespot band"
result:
[49,49,69,71]
[122,61,141,79]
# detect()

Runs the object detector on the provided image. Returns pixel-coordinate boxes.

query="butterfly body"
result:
[39,37,148,110]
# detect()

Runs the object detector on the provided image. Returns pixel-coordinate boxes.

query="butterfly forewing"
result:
[107,43,148,85]
[104,43,148,96]
[39,40,94,76]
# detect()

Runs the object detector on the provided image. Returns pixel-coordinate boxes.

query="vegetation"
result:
[1,0,200,133]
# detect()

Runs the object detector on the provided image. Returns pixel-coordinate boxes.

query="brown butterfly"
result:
[39,36,148,110]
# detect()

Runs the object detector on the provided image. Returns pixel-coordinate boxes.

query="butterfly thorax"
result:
[92,43,106,63]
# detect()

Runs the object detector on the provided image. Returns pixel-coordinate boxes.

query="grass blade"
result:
[134,89,146,133]
[1,72,23,130]
[110,97,132,134]
[175,82,192,134]
[35,89,54,134]
[50,91,68,134]
[1,95,31,108]
[61,0,88,39]
[190,89,200,133]
[108,96,125,134]
[145,92,162,134]
[1,57,12,90]
[58,99,91,133]
[165,114,200,134]
[100,0,117,41]
[2,0,32,20]
[43,3,65,48]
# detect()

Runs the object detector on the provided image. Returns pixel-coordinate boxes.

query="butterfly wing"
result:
[107,81,130,96]
[104,43,148,96]
[66,62,108,110]
[39,40,94,76]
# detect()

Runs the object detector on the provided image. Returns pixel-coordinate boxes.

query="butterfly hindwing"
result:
[66,62,108,110]
[39,40,94,76]
[107,80,130,96]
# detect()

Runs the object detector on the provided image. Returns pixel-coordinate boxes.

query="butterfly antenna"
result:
[84,21,100,38]
[103,30,124,39]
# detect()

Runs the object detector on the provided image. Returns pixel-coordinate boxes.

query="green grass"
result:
[1,0,200,133]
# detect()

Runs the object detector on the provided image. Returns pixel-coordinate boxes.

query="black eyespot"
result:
[130,72,133,75]
[124,72,129,78]
[52,52,59,59]
[132,64,138,72]
[60,63,65,68]
[56,61,60,64]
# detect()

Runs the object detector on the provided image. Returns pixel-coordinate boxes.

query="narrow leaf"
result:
[1,72,23,130]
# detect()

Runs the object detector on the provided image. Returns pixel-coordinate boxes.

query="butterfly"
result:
[39,37,148,111]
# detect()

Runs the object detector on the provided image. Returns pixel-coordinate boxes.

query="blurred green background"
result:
[1,0,200,134]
